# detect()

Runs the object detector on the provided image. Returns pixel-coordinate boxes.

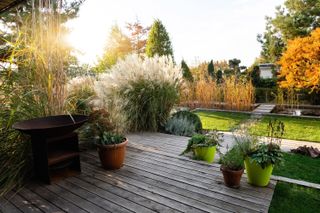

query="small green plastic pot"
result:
[244,157,273,187]
[194,145,216,163]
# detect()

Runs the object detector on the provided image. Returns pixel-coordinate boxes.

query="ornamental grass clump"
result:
[220,145,244,171]
[179,76,254,111]
[95,54,182,132]
[65,76,95,115]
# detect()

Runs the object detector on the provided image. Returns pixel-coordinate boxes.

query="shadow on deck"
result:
[0,133,276,213]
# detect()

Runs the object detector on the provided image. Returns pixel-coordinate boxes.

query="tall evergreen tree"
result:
[216,70,223,83]
[207,60,215,79]
[145,19,174,60]
[181,60,193,82]
[250,66,261,87]
[228,58,241,75]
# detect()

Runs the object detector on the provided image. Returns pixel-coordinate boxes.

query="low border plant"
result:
[234,119,285,186]
[165,111,202,136]
[220,144,244,171]
[181,130,223,155]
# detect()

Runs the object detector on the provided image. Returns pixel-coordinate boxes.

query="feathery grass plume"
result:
[65,76,96,115]
[95,54,182,132]
[180,76,254,111]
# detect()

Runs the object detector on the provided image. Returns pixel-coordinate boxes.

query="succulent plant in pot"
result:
[220,144,244,188]
[181,130,223,163]
[88,109,128,170]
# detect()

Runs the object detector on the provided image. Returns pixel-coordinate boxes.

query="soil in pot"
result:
[220,166,244,189]
[244,157,273,187]
[194,145,216,163]
[97,139,128,170]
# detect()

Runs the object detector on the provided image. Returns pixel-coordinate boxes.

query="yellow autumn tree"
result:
[278,28,320,91]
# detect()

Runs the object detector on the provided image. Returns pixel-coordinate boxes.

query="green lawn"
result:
[194,111,251,131]
[273,153,320,184]
[269,182,320,213]
[194,110,320,142]
[250,115,320,143]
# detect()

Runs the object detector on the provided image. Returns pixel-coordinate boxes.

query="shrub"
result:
[79,109,116,146]
[165,111,202,136]
[165,117,196,137]
[95,54,182,132]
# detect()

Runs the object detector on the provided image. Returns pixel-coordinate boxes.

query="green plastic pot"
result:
[244,157,274,187]
[194,145,216,163]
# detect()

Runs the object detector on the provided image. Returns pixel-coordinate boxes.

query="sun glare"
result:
[66,23,107,64]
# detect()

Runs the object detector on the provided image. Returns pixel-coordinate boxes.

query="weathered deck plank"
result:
[69,176,179,213]
[25,184,87,213]
[0,196,22,213]
[16,188,63,213]
[82,151,270,212]
[1,133,276,213]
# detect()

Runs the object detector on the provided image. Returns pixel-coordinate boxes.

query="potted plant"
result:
[235,120,284,187]
[181,130,223,163]
[88,109,128,170]
[96,132,128,169]
[220,144,244,188]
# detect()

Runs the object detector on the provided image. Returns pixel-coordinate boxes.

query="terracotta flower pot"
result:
[220,166,244,189]
[96,139,128,170]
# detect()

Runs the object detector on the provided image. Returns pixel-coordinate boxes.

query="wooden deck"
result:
[0,133,276,213]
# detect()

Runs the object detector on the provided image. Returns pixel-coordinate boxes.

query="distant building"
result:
[259,63,275,79]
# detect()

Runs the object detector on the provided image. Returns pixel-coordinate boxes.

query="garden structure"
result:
[13,115,88,184]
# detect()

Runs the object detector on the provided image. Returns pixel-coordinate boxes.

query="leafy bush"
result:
[165,111,202,136]
[255,87,276,103]
[181,130,223,155]
[95,54,182,132]
[250,143,283,168]
[257,78,277,88]
[220,145,244,170]
[80,109,116,145]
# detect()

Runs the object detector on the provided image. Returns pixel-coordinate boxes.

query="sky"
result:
[66,0,284,67]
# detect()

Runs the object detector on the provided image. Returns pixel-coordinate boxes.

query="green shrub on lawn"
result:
[165,111,202,136]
